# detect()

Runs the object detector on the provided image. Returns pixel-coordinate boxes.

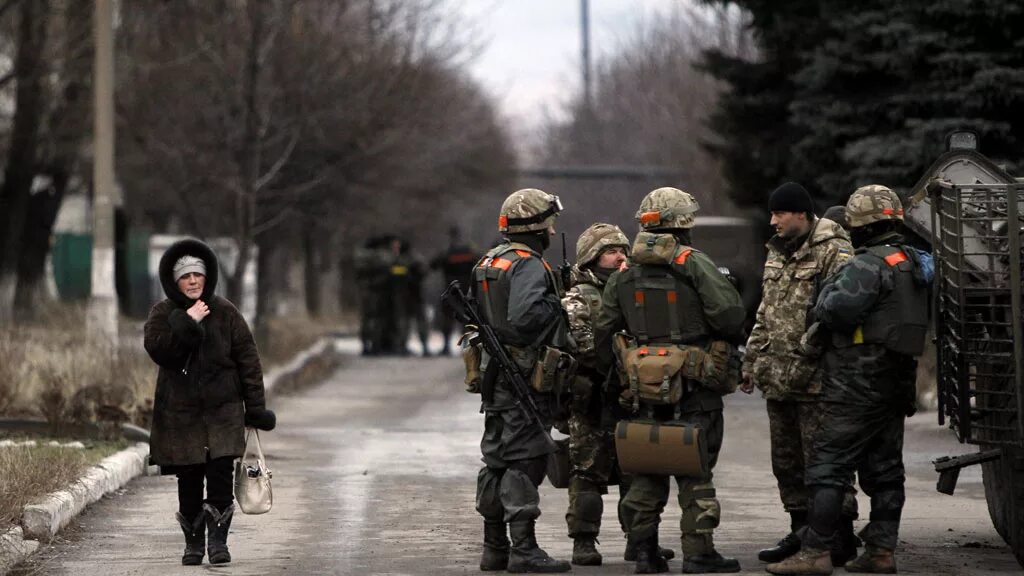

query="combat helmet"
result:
[576,223,630,268]
[498,188,563,234]
[845,185,903,228]
[636,187,700,230]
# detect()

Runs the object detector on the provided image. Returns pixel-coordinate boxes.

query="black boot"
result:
[634,537,669,574]
[203,503,234,565]
[758,532,801,563]
[625,540,675,561]
[480,521,510,571]
[572,535,602,566]
[759,510,806,563]
[681,551,741,574]
[831,516,861,567]
[175,511,205,566]
[507,521,571,573]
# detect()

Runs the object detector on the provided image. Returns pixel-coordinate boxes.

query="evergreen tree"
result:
[790,0,1024,204]
[698,0,824,213]
[702,0,1024,210]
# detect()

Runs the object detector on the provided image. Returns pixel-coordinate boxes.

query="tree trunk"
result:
[303,219,321,316]
[14,171,69,319]
[0,2,49,322]
[14,0,93,321]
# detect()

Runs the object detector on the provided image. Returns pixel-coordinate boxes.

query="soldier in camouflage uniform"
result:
[473,188,571,573]
[595,188,747,574]
[563,223,661,566]
[767,186,932,576]
[740,182,860,566]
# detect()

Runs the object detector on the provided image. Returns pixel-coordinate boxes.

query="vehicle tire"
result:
[981,444,1024,566]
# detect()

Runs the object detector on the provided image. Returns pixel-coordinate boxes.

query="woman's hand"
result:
[187,300,210,323]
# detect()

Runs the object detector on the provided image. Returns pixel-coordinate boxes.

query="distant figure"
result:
[822,205,849,230]
[430,226,479,355]
[144,238,276,566]
[400,238,432,357]
[354,235,393,355]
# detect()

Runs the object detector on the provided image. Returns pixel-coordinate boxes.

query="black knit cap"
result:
[769,182,814,214]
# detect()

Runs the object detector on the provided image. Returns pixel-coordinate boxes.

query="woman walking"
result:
[144,238,276,565]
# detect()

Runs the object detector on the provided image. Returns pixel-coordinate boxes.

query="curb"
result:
[0,528,37,574]
[264,336,335,395]
[20,443,150,542]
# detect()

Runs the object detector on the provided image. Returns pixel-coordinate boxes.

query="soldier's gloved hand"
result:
[740,372,755,395]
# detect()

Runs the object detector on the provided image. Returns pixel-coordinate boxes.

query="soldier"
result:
[821,206,848,230]
[740,182,860,565]
[563,223,670,566]
[767,185,932,575]
[473,188,571,573]
[595,187,747,574]
[431,226,480,355]
[400,238,432,356]
[354,235,393,355]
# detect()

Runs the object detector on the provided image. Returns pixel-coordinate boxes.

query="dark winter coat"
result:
[144,238,266,469]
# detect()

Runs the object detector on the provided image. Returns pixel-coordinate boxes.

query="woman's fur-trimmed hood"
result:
[158,238,219,308]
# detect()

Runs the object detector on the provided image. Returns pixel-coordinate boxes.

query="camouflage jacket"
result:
[744,218,852,401]
[562,265,605,371]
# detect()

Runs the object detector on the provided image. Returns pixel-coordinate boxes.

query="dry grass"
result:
[0,439,128,528]
[0,303,155,430]
[258,315,341,366]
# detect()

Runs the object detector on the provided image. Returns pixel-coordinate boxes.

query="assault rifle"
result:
[559,232,572,294]
[441,280,555,448]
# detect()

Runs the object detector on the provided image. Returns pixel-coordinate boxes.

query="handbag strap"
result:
[243,427,267,464]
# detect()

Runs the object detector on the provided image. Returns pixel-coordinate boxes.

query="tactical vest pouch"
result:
[615,420,708,477]
[545,437,570,489]
[631,232,679,265]
[530,346,578,395]
[459,330,483,394]
[701,340,742,395]
[623,344,688,407]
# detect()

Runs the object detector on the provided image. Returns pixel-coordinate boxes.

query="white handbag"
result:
[234,428,273,514]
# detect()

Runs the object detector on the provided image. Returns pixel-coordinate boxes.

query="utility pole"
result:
[580,0,592,110]
[88,0,118,345]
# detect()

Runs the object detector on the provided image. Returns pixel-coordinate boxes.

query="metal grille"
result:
[933,182,1024,447]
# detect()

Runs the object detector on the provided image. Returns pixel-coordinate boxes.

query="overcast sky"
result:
[458,0,682,142]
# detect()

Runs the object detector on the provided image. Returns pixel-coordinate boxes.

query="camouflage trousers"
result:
[766,399,859,520]
[566,410,628,538]
[619,409,723,556]
[805,402,906,550]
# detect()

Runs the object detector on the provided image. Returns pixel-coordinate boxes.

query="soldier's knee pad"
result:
[573,490,604,522]
[500,468,541,522]
[476,467,506,520]
[680,482,720,534]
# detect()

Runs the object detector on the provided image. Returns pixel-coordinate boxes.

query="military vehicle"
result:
[901,130,1024,565]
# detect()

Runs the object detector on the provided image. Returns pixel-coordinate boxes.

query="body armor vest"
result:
[472,242,558,346]
[616,246,704,345]
[857,245,929,356]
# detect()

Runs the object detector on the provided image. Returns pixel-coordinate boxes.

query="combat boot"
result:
[507,521,571,573]
[830,517,861,567]
[759,511,806,563]
[844,545,897,574]
[175,511,205,565]
[618,537,675,557]
[681,551,741,574]
[203,503,234,565]
[571,535,602,566]
[633,538,669,574]
[480,521,510,571]
[765,546,833,575]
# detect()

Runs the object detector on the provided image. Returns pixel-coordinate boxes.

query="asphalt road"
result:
[11,339,1021,575]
